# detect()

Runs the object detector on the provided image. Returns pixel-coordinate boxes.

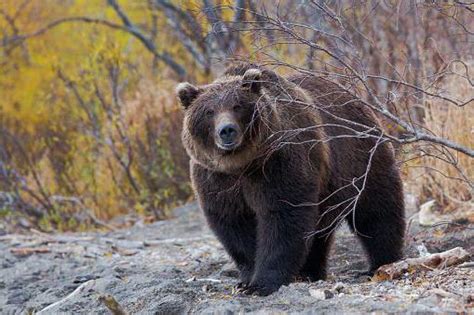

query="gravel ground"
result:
[0,201,472,314]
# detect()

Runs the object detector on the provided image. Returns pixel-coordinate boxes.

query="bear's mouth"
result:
[216,141,240,153]
[216,141,244,155]
[217,142,238,150]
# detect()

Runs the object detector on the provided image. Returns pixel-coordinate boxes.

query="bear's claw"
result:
[234,281,248,291]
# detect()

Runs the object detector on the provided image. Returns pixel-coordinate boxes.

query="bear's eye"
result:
[233,104,243,111]
[205,109,215,117]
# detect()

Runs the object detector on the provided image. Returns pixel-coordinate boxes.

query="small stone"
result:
[466,294,474,304]
[62,284,80,292]
[418,200,448,226]
[73,274,99,284]
[185,276,196,283]
[155,295,191,314]
[113,266,126,274]
[332,282,345,293]
[18,218,31,228]
[416,243,430,257]
[309,289,334,300]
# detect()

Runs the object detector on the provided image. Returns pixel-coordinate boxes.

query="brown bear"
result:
[176,63,405,296]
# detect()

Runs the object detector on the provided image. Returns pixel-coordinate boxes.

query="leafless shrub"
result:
[230,1,473,216]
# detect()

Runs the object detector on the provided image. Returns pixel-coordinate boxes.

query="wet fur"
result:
[180,63,405,296]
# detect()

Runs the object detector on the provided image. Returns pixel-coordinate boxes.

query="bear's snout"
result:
[218,124,239,144]
[215,112,242,151]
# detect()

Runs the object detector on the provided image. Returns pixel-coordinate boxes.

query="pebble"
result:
[202,284,214,293]
[18,218,31,229]
[113,266,127,274]
[332,282,345,293]
[73,274,99,284]
[186,276,197,282]
[309,289,334,300]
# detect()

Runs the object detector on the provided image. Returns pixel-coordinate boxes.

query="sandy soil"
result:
[0,201,472,314]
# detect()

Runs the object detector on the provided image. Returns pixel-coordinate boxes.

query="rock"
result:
[309,289,334,300]
[73,274,99,284]
[418,200,447,226]
[185,276,197,283]
[332,282,345,293]
[18,218,32,229]
[112,266,128,275]
[202,284,210,292]
[155,295,191,314]
[416,243,430,257]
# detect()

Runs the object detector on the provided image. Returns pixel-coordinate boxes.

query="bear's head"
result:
[177,66,277,173]
[177,64,314,174]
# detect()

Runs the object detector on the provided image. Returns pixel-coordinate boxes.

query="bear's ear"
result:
[242,68,262,94]
[176,82,200,109]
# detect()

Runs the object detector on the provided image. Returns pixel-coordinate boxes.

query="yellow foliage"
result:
[0,1,196,228]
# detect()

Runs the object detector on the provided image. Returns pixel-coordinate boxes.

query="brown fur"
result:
[177,63,405,296]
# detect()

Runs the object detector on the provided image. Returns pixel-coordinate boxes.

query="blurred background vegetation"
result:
[0,0,472,231]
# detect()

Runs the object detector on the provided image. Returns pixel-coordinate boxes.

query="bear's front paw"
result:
[243,281,281,296]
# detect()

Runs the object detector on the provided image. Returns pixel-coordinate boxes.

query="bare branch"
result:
[9,14,187,79]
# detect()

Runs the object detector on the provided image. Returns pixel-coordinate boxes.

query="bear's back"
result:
[290,74,397,199]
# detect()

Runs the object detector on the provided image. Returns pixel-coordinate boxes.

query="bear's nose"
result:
[218,124,238,144]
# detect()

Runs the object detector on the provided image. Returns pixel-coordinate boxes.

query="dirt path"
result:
[0,202,472,314]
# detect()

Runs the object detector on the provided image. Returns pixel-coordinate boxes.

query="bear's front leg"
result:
[244,208,316,295]
[192,164,257,287]
[244,180,318,296]
[204,208,257,287]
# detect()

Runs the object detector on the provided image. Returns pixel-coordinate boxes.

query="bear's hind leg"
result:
[299,234,334,281]
[346,182,405,273]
